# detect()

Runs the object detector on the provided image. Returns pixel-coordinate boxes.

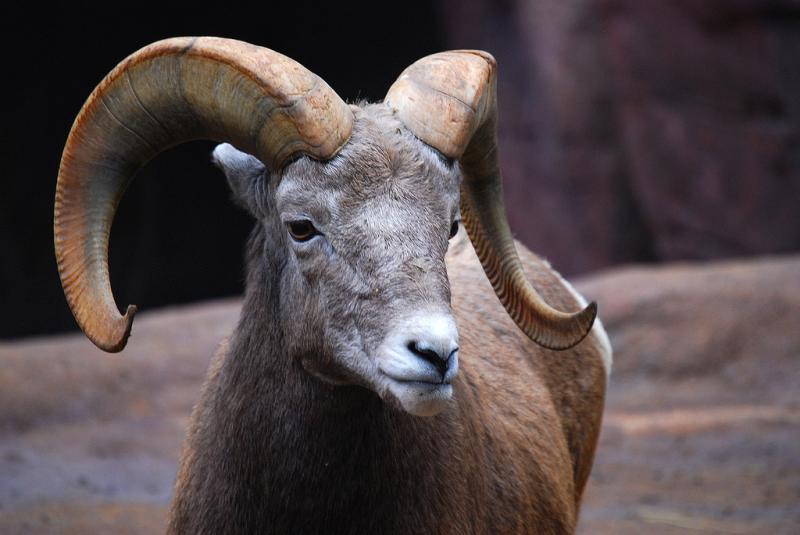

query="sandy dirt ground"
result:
[1,256,798,534]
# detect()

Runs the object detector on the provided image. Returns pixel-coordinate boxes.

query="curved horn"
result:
[385,51,595,350]
[55,37,353,352]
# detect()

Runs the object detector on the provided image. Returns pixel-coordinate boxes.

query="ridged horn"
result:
[385,51,596,350]
[55,37,353,352]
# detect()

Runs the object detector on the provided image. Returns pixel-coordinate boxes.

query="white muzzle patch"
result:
[376,312,459,416]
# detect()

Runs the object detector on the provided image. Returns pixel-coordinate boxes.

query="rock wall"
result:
[439,0,800,274]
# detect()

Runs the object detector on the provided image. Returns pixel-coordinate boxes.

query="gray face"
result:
[214,104,462,416]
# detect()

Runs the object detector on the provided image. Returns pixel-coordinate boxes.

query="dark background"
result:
[2,0,799,339]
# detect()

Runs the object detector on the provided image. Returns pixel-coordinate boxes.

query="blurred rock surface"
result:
[440,0,800,274]
[575,253,800,533]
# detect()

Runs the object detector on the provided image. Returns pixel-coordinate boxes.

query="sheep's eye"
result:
[287,220,318,242]
[449,220,460,239]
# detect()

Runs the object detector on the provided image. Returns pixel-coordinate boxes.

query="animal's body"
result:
[54,38,611,534]
[171,239,608,535]
[169,105,609,534]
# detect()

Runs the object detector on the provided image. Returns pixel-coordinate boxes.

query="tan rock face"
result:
[574,254,800,534]
[2,257,799,534]
[577,254,800,383]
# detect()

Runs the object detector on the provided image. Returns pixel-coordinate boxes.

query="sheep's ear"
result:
[212,143,267,215]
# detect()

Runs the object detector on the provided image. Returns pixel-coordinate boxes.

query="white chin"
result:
[387,380,453,417]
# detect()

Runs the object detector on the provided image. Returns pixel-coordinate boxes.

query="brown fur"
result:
[167,104,607,534]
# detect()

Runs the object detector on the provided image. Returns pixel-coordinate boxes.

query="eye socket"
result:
[286,219,319,242]
[449,220,460,239]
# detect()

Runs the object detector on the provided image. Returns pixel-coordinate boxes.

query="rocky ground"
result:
[1,255,798,534]
[576,254,800,534]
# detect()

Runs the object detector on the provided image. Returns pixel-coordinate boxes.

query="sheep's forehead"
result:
[278,104,460,222]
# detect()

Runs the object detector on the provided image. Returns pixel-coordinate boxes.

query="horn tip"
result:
[93,304,137,353]
[536,300,598,352]
[566,300,598,350]
[124,304,138,320]
[585,300,598,325]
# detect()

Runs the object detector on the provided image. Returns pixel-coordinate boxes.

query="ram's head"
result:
[55,37,596,416]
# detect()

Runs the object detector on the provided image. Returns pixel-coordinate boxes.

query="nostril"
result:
[408,341,450,377]
[407,341,439,361]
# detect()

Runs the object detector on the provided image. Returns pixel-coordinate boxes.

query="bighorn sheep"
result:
[54,37,611,534]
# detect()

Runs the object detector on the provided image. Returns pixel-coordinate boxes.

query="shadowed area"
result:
[1,255,799,533]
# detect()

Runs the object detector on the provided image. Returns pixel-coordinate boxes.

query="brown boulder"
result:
[578,254,800,385]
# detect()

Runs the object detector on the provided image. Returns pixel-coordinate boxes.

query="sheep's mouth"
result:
[376,351,459,387]
[383,374,453,388]
[380,373,454,417]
